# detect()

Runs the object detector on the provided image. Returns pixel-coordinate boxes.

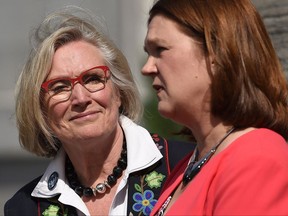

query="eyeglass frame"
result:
[41,65,110,100]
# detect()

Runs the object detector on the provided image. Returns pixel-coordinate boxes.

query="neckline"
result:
[182,127,236,185]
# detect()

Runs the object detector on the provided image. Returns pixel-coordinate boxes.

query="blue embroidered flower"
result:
[132,190,157,215]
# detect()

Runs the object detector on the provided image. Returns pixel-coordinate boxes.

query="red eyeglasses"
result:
[41,65,109,101]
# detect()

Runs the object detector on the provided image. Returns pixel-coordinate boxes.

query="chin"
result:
[158,103,183,124]
[158,105,173,120]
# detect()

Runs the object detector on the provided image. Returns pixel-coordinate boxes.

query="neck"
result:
[182,126,235,185]
[65,133,127,198]
[199,127,235,158]
[64,125,124,186]
[193,123,234,159]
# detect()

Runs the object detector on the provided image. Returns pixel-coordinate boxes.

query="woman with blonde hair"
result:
[4,6,193,216]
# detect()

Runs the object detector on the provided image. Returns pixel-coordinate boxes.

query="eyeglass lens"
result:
[47,67,106,101]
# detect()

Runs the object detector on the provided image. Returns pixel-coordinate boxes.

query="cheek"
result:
[103,90,121,112]
[97,83,121,110]
[46,102,68,128]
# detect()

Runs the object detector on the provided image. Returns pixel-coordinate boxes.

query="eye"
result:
[156,46,167,53]
[144,44,167,57]
[48,80,71,94]
[83,69,106,85]
[83,74,104,84]
[153,46,168,57]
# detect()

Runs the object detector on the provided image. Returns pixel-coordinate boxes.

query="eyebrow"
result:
[143,37,167,53]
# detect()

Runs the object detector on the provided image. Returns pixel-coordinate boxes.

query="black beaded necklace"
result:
[65,138,127,197]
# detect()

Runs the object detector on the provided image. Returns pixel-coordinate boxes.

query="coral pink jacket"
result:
[151,129,288,216]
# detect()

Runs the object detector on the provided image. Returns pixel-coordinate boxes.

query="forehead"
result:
[145,15,183,46]
[54,41,104,68]
[49,41,105,79]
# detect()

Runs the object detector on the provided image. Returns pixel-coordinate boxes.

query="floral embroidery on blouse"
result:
[129,134,165,215]
[145,171,165,188]
[42,198,69,216]
[130,134,167,215]
[132,170,166,215]
[132,190,157,215]
[42,204,67,216]
[152,134,163,150]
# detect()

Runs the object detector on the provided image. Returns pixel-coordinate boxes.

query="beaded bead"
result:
[96,183,106,194]
[107,175,117,186]
[117,158,127,169]
[113,166,123,178]
[83,187,93,197]
[75,186,84,197]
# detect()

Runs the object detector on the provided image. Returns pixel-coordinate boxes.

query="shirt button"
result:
[48,171,59,190]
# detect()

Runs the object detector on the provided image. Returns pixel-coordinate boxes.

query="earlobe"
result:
[209,56,216,75]
[115,89,122,108]
[210,55,215,65]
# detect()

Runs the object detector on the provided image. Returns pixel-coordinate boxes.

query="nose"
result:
[141,56,157,76]
[70,83,91,105]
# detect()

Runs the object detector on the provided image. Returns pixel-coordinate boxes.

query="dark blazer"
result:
[4,134,194,216]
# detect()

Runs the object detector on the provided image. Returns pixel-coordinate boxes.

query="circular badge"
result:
[48,171,59,190]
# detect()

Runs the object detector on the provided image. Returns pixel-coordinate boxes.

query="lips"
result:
[152,83,164,93]
[69,111,99,121]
